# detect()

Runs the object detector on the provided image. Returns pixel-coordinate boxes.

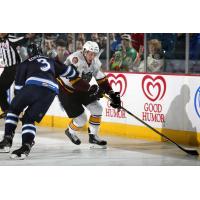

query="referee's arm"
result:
[8,33,35,47]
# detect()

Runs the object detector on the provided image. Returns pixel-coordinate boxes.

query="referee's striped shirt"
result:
[0,34,28,67]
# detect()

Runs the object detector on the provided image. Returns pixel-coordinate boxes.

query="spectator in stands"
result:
[67,33,74,53]
[110,33,122,55]
[109,33,115,43]
[99,36,107,49]
[55,39,70,63]
[91,33,100,44]
[75,33,85,51]
[138,39,164,72]
[42,37,57,58]
[77,33,86,44]
[76,40,84,51]
[98,35,107,60]
[110,34,140,72]
[148,33,177,59]
[131,33,144,55]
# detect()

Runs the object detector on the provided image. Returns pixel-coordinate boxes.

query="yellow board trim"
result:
[38,115,200,146]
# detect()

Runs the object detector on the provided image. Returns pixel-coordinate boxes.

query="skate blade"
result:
[89,144,107,149]
[0,147,10,153]
[10,154,27,160]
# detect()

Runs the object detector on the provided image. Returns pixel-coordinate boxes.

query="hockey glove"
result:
[88,85,104,100]
[109,91,121,109]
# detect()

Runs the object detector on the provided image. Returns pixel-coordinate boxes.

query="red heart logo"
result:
[142,75,166,101]
[107,73,127,97]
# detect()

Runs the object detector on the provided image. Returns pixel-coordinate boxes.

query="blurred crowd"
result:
[110,33,200,73]
[1,33,200,73]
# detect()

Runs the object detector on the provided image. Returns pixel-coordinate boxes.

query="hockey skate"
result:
[10,143,31,160]
[0,135,13,153]
[65,128,81,145]
[89,134,107,149]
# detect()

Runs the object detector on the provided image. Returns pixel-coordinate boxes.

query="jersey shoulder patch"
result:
[72,57,79,64]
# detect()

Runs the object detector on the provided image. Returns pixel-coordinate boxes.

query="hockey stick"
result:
[0,112,7,119]
[104,95,199,156]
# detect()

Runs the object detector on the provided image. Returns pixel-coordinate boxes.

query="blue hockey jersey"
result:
[15,55,78,94]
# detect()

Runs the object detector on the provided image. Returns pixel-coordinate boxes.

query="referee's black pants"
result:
[0,66,16,112]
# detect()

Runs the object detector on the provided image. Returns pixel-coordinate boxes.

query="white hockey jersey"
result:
[61,50,106,89]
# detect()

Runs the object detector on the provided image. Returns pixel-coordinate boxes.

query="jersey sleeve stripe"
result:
[8,36,24,43]
[66,69,76,79]
[60,65,72,77]
[69,77,81,85]
[15,85,23,90]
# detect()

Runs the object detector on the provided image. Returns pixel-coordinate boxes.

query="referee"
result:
[0,33,34,116]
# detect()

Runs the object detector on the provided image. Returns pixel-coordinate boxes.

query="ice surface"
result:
[0,126,200,166]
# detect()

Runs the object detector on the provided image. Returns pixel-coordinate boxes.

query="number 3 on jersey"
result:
[37,58,51,72]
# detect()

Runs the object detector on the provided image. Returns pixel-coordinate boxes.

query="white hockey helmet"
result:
[83,41,99,54]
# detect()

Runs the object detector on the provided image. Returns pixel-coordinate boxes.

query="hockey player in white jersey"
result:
[57,41,121,147]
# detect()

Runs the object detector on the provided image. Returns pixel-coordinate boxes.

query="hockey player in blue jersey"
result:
[0,43,92,159]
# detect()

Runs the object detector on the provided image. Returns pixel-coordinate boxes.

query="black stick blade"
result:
[184,149,199,156]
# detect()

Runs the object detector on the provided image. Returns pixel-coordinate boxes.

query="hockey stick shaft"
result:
[0,112,7,119]
[122,106,186,150]
[104,95,199,156]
